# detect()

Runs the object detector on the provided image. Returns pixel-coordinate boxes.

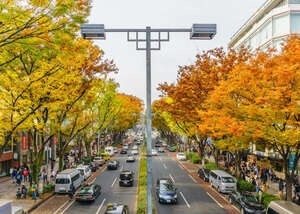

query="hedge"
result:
[237,179,255,192]
[204,162,221,170]
[184,152,201,163]
[256,192,280,207]
[137,145,147,214]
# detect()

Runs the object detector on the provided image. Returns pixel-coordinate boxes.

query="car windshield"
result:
[160,183,176,192]
[204,169,210,174]
[243,195,258,203]
[56,178,70,184]
[79,187,93,194]
[221,177,235,183]
[109,161,116,164]
[120,173,132,180]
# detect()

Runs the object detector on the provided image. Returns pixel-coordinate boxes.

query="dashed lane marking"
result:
[61,200,75,214]
[53,200,69,214]
[169,174,175,183]
[207,192,224,209]
[111,177,118,187]
[188,174,197,184]
[96,198,106,214]
[163,163,167,169]
[180,192,191,208]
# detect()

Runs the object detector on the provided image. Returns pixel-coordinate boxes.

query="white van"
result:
[105,146,114,156]
[209,170,236,193]
[76,165,91,181]
[55,169,83,193]
[266,200,299,214]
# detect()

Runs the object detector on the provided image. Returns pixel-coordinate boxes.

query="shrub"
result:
[43,184,55,194]
[191,155,201,164]
[256,192,279,207]
[204,162,224,170]
[237,180,255,192]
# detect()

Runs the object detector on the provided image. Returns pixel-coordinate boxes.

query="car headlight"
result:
[174,194,177,198]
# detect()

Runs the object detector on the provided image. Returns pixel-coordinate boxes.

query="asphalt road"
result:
[64,143,140,214]
[152,148,228,214]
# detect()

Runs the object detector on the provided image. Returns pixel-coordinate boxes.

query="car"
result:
[104,203,129,214]
[74,184,101,202]
[120,149,127,154]
[107,160,120,170]
[119,170,134,187]
[156,178,178,204]
[229,191,265,214]
[197,168,210,182]
[89,162,99,172]
[162,142,167,147]
[93,156,105,166]
[132,145,138,150]
[131,149,139,155]
[155,142,161,147]
[152,149,158,156]
[158,147,164,153]
[167,145,176,152]
[176,153,186,161]
[76,165,92,180]
[123,145,129,150]
[126,155,135,162]
[113,147,118,153]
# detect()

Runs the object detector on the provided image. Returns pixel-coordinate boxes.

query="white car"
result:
[76,165,91,180]
[131,149,139,155]
[133,145,138,150]
[162,142,167,147]
[126,155,135,162]
[152,149,158,156]
[176,153,186,161]
[113,147,118,153]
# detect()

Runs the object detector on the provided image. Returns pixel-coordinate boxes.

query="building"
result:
[229,0,300,50]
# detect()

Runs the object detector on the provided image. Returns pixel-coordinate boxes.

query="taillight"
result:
[75,197,80,200]
[87,196,93,199]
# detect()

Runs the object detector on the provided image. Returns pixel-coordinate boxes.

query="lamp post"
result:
[80,24,216,213]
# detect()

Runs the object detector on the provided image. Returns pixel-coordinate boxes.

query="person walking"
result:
[69,182,75,200]
[279,179,284,200]
[12,167,17,184]
[21,184,27,199]
[31,182,37,201]
[42,169,48,184]
[23,168,28,183]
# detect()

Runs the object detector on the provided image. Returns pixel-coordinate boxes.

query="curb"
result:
[26,192,55,214]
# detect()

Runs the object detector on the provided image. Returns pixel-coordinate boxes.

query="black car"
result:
[156,178,178,204]
[108,160,120,170]
[74,184,101,202]
[105,203,129,214]
[120,149,127,154]
[89,162,99,172]
[229,191,265,214]
[119,170,134,187]
[197,168,210,182]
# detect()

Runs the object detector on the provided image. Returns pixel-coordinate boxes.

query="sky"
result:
[88,0,266,104]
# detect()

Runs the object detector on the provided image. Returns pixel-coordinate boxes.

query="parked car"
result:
[76,165,92,181]
[131,149,139,155]
[74,184,101,202]
[120,149,127,154]
[266,200,299,214]
[133,145,138,150]
[104,203,129,214]
[93,156,105,166]
[158,147,164,153]
[167,146,176,152]
[229,191,265,214]
[152,149,158,156]
[126,155,135,162]
[156,178,178,204]
[209,170,237,193]
[113,147,118,153]
[119,170,134,187]
[89,162,99,172]
[176,153,186,161]
[107,160,120,170]
[197,168,210,182]
[55,169,83,193]
[162,142,167,147]
[105,146,114,156]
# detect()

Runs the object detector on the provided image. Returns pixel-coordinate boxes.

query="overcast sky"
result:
[88,0,265,104]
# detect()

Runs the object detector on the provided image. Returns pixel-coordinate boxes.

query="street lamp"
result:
[80,24,216,213]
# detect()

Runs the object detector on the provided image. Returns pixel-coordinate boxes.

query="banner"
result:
[22,136,27,150]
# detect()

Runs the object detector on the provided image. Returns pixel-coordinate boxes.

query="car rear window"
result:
[120,173,132,180]
[56,178,70,184]
[160,183,176,192]
[79,187,93,194]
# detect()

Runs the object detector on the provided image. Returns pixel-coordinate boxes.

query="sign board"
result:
[22,136,27,150]
[13,152,18,160]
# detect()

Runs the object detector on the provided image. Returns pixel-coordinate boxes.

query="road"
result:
[152,148,228,214]
[64,144,140,214]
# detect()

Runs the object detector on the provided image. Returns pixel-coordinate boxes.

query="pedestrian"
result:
[69,182,75,200]
[31,182,37,201]
[51,160,54,171]
[21,184,27,199]
[12,167,17,184]
[16,188,22,199]
[42,169,48,184]
[16,170,22,186]
[23,168,28,183]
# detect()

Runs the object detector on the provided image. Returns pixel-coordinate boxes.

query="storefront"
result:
[0,152,13,177]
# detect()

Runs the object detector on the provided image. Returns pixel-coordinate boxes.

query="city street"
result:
[64,144,140,214]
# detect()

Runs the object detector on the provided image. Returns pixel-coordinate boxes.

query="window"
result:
[56,178,70,184]
[260,21,272,43]
[71,174,80,183]
[289,0,300,4]
[291,13,300,33]
[273,14,289,36]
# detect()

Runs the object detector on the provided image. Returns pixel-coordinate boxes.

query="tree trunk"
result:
[234,151,242,179]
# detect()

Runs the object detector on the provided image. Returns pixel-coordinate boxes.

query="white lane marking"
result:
[169,174,175,183]
[53,200,69,214]
[159,157,162,161]
[111,177,118,187]
[61,200,75,214]
[91,177,96,184]
[188,174,197,184]
[211,187,228,202]
[163,163,167,169]
[96,198,106,214]
[180,192,191,208]
[207,192,224,208]
[120,165,123,171]
[179,164,184,170]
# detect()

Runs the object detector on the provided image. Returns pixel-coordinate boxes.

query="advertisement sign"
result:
[22,136,27,150]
